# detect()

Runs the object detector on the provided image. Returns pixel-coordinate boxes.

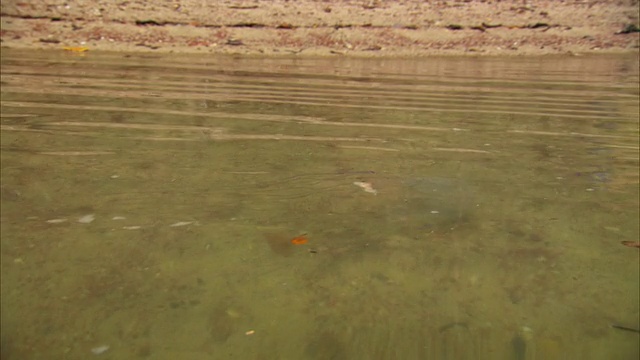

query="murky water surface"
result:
[1,49,638,359]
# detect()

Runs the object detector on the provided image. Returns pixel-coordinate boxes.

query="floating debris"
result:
[245,330,255,335]
[621,241,640,248]
[91,345,109,355]
[353,181,377,195]
[170,221,193,227]
[615,24,640,34]
[112,216,126,220]
[291,234,308,245]
[63,46,89,52]
[611,324,640,333]
[135,19,162,26]
[40,38,61,44]
[46,218,67,224]
[78,214,95,224]
[226,38,244,46]
[123,226,142,230]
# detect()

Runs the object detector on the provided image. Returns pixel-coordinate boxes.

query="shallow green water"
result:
[1,49,638,360]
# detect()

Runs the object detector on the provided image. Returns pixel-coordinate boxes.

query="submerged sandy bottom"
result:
[0,49,638,359]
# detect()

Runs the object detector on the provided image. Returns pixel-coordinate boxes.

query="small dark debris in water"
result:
[308,249,318,254]
[276,23,295,29]
[438,322,469,333]
[616,24,640,34]
[39,38,60,44]
[226,39,244,46]
[482,22,502,28]
[135,43,160,50]
[528,22,550,29]
[228,5,259,9]
[230,23,265,28]
[611,324,640,333]
[446,24,464,30]
[511,335,527,360]
[621,241,640,249]
[135,20,162,26]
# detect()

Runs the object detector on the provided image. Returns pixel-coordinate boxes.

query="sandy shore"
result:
[1,0,639,56]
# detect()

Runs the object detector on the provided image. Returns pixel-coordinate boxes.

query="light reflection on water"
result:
[1,49,638,359]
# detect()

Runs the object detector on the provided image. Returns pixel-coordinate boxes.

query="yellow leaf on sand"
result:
[63,46,89,52]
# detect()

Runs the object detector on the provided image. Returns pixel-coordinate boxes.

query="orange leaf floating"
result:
[291,234,308,245]
[63,46,89,52]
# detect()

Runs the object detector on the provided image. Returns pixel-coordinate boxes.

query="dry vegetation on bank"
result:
[1,0,638,56]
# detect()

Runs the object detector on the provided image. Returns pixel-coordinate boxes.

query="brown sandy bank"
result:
[1,0,639,56]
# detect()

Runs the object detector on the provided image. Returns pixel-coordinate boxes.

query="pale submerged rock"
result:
[91,345,109,355]
[78,214,95,224]
[353,181,377,195]
[46,218,67,224]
